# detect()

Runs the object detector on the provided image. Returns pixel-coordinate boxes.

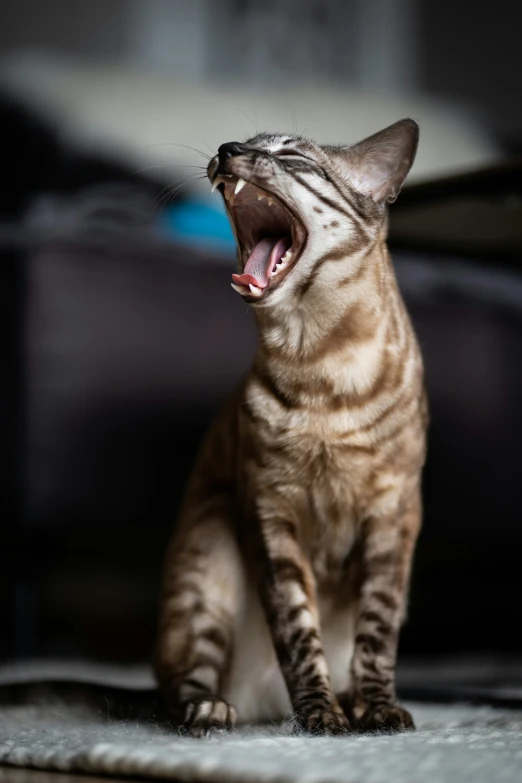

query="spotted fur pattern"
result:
[156,119,427,736]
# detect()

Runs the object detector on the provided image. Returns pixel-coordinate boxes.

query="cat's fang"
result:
[211,176,224,193]
[249,284,263,296]
[235,178,247,195]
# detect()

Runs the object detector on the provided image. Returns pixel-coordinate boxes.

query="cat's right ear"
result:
[334,119,419,205]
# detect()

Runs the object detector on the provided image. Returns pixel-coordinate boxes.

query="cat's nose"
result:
[217,141,249,171]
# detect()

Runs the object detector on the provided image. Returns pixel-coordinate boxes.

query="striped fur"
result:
[156,120,427,736]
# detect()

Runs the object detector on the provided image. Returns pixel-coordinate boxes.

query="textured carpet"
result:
[1,664,522,783]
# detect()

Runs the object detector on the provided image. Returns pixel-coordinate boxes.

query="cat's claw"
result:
[183,697,237,738]
[298,708,352,735]
[359,703,415,733]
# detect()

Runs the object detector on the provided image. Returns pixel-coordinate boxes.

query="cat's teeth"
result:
[235,178,246,195]
[267,197,274,207]
[270,249,294,277]
[231,281,262,297]
[257,192,266,201]
[225,188,236,205]
[211,176,225,193]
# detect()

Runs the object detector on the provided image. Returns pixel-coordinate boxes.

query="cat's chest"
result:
[273,421,375,507]
[303,459,360,584]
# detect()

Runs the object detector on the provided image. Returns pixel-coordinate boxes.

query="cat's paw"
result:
[183,697,237,738]
[359,703,414,733]
[298,708,352,735]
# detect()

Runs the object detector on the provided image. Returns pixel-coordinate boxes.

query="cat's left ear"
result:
[335,118,419,204]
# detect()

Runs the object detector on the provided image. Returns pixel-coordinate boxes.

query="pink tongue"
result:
[232,237,291,289]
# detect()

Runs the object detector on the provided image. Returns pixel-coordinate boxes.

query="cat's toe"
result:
[359,703,414,733]
[183,697,237,737]
[299,708,352,735]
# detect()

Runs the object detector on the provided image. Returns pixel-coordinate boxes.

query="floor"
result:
[0,771,152,783]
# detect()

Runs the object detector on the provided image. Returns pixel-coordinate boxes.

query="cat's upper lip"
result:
[209,174,307,302]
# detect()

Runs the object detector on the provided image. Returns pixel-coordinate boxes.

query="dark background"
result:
[0,0,521,667]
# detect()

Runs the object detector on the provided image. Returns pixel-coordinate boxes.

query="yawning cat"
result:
[156,119,428,736]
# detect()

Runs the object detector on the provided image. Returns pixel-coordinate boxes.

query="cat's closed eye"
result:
[275,149,304,158]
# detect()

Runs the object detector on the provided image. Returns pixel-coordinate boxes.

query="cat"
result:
[155,119,428,737]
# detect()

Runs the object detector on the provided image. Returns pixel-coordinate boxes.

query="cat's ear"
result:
[335,119,419,204]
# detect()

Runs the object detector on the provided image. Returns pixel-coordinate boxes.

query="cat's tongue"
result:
[232,237,291,289]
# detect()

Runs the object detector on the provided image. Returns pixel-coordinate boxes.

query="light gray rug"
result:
[1,662,522,783]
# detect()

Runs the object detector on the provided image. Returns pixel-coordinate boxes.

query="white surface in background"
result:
[0,52,499,196]
[0,659,155,688]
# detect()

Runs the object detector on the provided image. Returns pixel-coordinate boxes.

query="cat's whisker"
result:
[148,142,211,161]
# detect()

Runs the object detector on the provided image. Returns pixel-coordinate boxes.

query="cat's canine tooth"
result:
[249,284,263,296]
[231,283,247,295]
[211,175,224,193]
[235,178,246,195]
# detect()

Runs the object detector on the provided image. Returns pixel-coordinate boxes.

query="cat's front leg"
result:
[350,492,421,732]
[156,510,241,737]
[255,495,352,735]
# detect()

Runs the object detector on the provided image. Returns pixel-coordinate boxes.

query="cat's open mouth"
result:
[211,175,307,302]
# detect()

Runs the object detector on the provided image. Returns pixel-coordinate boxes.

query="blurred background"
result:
[0,0,521,682]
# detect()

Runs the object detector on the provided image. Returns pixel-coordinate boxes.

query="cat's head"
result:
[207,119,418,307]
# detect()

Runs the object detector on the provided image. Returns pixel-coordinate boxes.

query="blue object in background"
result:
[159,197,236,254]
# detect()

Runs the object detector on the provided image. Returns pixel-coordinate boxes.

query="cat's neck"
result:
[252,239,406,403]
[254,240,400,359]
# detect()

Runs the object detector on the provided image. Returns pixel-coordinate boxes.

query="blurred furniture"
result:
[0,52,498,195]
